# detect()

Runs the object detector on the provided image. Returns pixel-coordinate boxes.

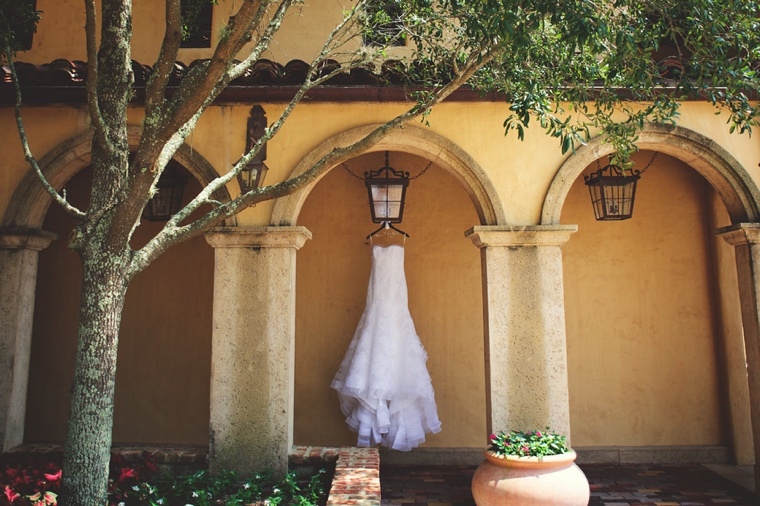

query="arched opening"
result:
[293,150,488,448]
[552,132,757,463]
[1,130,232,448]
[25,162,215,445]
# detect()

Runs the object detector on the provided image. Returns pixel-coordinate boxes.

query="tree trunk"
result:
[60,250,130,506]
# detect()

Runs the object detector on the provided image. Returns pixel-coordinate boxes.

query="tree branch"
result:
[145,0,183,113]
[150,0,270,141]
[128,47,493,274]
[84,0,109,150]
[132,1,371,257]
[4,44,86,220]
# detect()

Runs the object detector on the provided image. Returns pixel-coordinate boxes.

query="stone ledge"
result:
[575,445,731,464]
[5,444,208,468]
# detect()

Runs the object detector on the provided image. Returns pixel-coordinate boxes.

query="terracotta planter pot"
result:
[471,450,590,506]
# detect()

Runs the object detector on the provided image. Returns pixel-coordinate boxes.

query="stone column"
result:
[719,223,760,494]
[466,225,577,438]
[205,226,311,474]
[0,229,55,452]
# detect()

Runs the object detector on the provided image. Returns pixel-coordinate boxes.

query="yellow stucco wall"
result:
[562,152,724,446]
[25,0,362,65]
[5,101,759,228]
[4,99,759,448]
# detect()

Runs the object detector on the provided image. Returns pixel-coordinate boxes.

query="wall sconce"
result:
[584,163,641,221]
[237,161,269,194]
[142,166,188,222]
[237,105,269,193]
[364,151,410,223]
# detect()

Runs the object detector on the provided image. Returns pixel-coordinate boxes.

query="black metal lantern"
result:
[364,152,410,223]
[584,163,640,221]
[237,105,269,193]
[142,167,188,222]
[237,162,269,193]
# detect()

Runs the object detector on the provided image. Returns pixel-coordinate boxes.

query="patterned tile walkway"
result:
[379,463,758,505]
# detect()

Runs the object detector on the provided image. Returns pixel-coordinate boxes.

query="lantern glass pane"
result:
[374,200,401,219]
[587,182,603,220]
[386,184,404,201]
[371,184,389,203]
[585,165,639,221]
[153,194,173,217]
[370,183,404,220]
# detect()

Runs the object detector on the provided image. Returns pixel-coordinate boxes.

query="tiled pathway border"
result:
[290,446,381,505]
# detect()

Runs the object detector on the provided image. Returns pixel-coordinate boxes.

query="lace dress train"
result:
[331,245,441,451]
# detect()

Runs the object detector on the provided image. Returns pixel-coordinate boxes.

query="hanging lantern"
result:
[142,167,188,222]
[364,151,410,223]
[584,163,640,221]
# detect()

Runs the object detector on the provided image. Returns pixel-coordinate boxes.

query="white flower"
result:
[192,491,199,497]
[132,485,140,492]
[244,483,251,489]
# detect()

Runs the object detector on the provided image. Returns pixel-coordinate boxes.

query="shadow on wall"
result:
[26,166,213,446]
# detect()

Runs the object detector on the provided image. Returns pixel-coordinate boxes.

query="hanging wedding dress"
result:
[331,244,442,451]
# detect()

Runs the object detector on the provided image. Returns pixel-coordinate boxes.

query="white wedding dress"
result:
[331,245,441,451]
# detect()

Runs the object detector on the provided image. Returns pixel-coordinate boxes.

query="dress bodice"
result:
[367,245,409,308]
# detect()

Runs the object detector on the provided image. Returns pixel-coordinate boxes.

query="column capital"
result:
[718,223,760,247]
[0,229,56,251]
[466,225,577,249]
[205,226,312,250]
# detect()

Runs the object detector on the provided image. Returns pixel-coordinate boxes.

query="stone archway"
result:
[544,123,760,469]
[265,126,507,462]
[3,126,235,229]
[541,123,760,225]
[271,124,506,227]
[0,129,230,451]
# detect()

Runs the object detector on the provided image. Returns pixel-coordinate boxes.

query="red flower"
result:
[489,433,496,442]
[117,467,138,486]
[43,470,62,483]
[535,431,542,437]
[4,485,21,503]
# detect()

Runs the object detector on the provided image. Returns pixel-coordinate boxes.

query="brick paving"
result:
[327,447,382,505]
[379,463,758,505]
[7,445,758,505]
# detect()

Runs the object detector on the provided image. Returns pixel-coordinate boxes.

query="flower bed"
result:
[1,449,333,505]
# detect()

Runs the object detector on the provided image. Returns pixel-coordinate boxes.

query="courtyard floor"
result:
[379,463,757,505]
